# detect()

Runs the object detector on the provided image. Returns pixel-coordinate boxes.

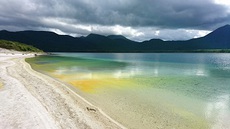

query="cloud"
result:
[0,0,229,41]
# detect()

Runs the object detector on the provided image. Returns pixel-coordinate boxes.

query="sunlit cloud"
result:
[214,0,230,6]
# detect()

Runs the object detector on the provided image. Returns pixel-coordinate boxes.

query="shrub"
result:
[0,40,43,52]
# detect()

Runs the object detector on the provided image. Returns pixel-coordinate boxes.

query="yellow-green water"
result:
[26,53,230,129]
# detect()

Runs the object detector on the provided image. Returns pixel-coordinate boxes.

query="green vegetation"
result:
[0,40,43,52]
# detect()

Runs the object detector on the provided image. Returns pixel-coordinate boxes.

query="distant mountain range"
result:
[0,25,230,52]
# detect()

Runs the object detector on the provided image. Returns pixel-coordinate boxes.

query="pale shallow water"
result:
[0,82,3,88]
[27,53,230,129]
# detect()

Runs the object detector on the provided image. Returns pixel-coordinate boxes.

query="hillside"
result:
[0,40,43,52]
[0,25,230,52]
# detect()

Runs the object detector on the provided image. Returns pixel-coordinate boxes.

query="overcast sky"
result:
[0,0,230,41]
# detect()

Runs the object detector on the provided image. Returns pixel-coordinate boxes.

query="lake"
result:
[26,53,230,129]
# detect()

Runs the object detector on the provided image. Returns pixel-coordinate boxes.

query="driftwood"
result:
[86,107,96,112]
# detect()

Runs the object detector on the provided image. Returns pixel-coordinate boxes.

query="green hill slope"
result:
[0,40,43,52]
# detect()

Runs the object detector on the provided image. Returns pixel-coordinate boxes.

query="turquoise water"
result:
[27,53,230,129]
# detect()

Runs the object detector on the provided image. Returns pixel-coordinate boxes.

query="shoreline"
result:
[22,57,126,129]
[0,54,58,129]
[0,50,125,129]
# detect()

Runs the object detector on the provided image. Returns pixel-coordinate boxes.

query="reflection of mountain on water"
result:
[209,68,230,78]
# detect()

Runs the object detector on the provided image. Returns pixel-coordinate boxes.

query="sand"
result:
[0,48,124,129]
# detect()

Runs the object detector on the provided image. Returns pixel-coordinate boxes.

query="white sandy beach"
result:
[0,48,124,129]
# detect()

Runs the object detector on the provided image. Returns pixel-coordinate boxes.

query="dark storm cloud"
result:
[31,0,229,29]
[0,0,230,40]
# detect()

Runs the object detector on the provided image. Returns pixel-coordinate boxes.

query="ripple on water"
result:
[26,53,230,129]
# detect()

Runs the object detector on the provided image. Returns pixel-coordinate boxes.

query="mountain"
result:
[0,25,230,52]
[107,35,131,41]
[188,25,230,49]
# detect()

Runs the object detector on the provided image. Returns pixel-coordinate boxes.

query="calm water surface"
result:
[27,53,230,129]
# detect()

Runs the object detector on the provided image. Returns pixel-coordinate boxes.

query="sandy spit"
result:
[0,48,125,129]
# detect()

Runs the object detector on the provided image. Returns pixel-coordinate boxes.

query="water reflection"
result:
[183,68,208,76]
[53,61,213,78]
[153,68,159,76]
[29,53,230,128]
[195,69,206,76]
[113,67,142,79]
[205,94,230,129]
[49,53,230,78]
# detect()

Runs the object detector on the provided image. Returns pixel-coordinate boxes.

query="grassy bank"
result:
[0,40,43,52]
